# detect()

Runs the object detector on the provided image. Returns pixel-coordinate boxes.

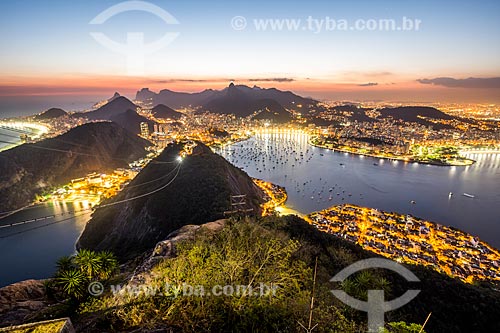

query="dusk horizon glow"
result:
[1,0,500,103]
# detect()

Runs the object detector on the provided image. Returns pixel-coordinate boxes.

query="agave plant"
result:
[73,249,103,280]
[54,268,86,299]
[56,255,75,272]
[97,251,119,279]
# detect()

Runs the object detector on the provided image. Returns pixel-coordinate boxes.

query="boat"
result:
[410,200,416,204]
[463,193,475,198]
[449,192,453,197]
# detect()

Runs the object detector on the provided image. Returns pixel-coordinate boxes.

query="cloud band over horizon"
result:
[417,77,500,89]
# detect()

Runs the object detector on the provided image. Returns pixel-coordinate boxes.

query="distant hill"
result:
[0,122,150,212]
[202,83,295,119]
[109,109,156,135]
[137,88,217,109]
[135,83,316,113]
[333,105,375,123]
[252,98,292,123]
[78,142,265,259]
[77,96,138,120]
[108,92,121,102]
[378,106,455,129]
[73,96,156,135]
[151,104,182,120]
[91,92,121,109]
[34,108,67,120]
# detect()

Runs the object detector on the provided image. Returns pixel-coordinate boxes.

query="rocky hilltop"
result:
[77,142,264,259]
[0,122,150,212]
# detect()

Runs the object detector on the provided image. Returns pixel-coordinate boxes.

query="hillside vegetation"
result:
[72,215,500,332]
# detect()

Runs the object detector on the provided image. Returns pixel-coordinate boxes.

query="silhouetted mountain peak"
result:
[81,96,137,120]
[135,84,316,113]
[78,141,264,258]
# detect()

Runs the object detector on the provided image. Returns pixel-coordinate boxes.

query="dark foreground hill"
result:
[0,122,150,212]
[77,142,265,259]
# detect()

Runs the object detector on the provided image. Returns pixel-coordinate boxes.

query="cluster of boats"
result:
[221,135,364,204]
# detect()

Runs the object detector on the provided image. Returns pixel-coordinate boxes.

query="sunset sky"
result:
[1,0,500,106]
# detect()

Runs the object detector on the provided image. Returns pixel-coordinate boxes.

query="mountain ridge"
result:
[0,122,150,212]
[135,83,316,112]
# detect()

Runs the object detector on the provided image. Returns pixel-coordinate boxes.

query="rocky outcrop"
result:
[0,279,51,327]
[129,219,227,285]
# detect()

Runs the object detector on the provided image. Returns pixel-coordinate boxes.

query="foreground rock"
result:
[129,219,227,285]
[0,280,51,327]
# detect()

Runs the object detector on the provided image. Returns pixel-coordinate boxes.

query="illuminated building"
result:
[140,122,150,138]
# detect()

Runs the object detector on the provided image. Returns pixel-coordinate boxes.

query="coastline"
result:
[305,203,500,283]
[0,123,49,152]
[308,139,476,167]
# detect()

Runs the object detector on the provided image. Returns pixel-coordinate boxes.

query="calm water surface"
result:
[219,130,500,249]
[0,201,94,287]
[1,130,499,287]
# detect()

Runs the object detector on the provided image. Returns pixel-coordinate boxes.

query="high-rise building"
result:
[140,122,149,138]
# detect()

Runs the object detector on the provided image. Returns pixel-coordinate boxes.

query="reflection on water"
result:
[219,130,500,249]
[1,131,498,287]
[0,200,95,287]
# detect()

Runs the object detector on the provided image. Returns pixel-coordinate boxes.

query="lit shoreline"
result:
[0,121,49,152]
[308,138,476,167]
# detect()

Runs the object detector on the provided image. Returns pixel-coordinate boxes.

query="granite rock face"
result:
[0,279,51,327]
